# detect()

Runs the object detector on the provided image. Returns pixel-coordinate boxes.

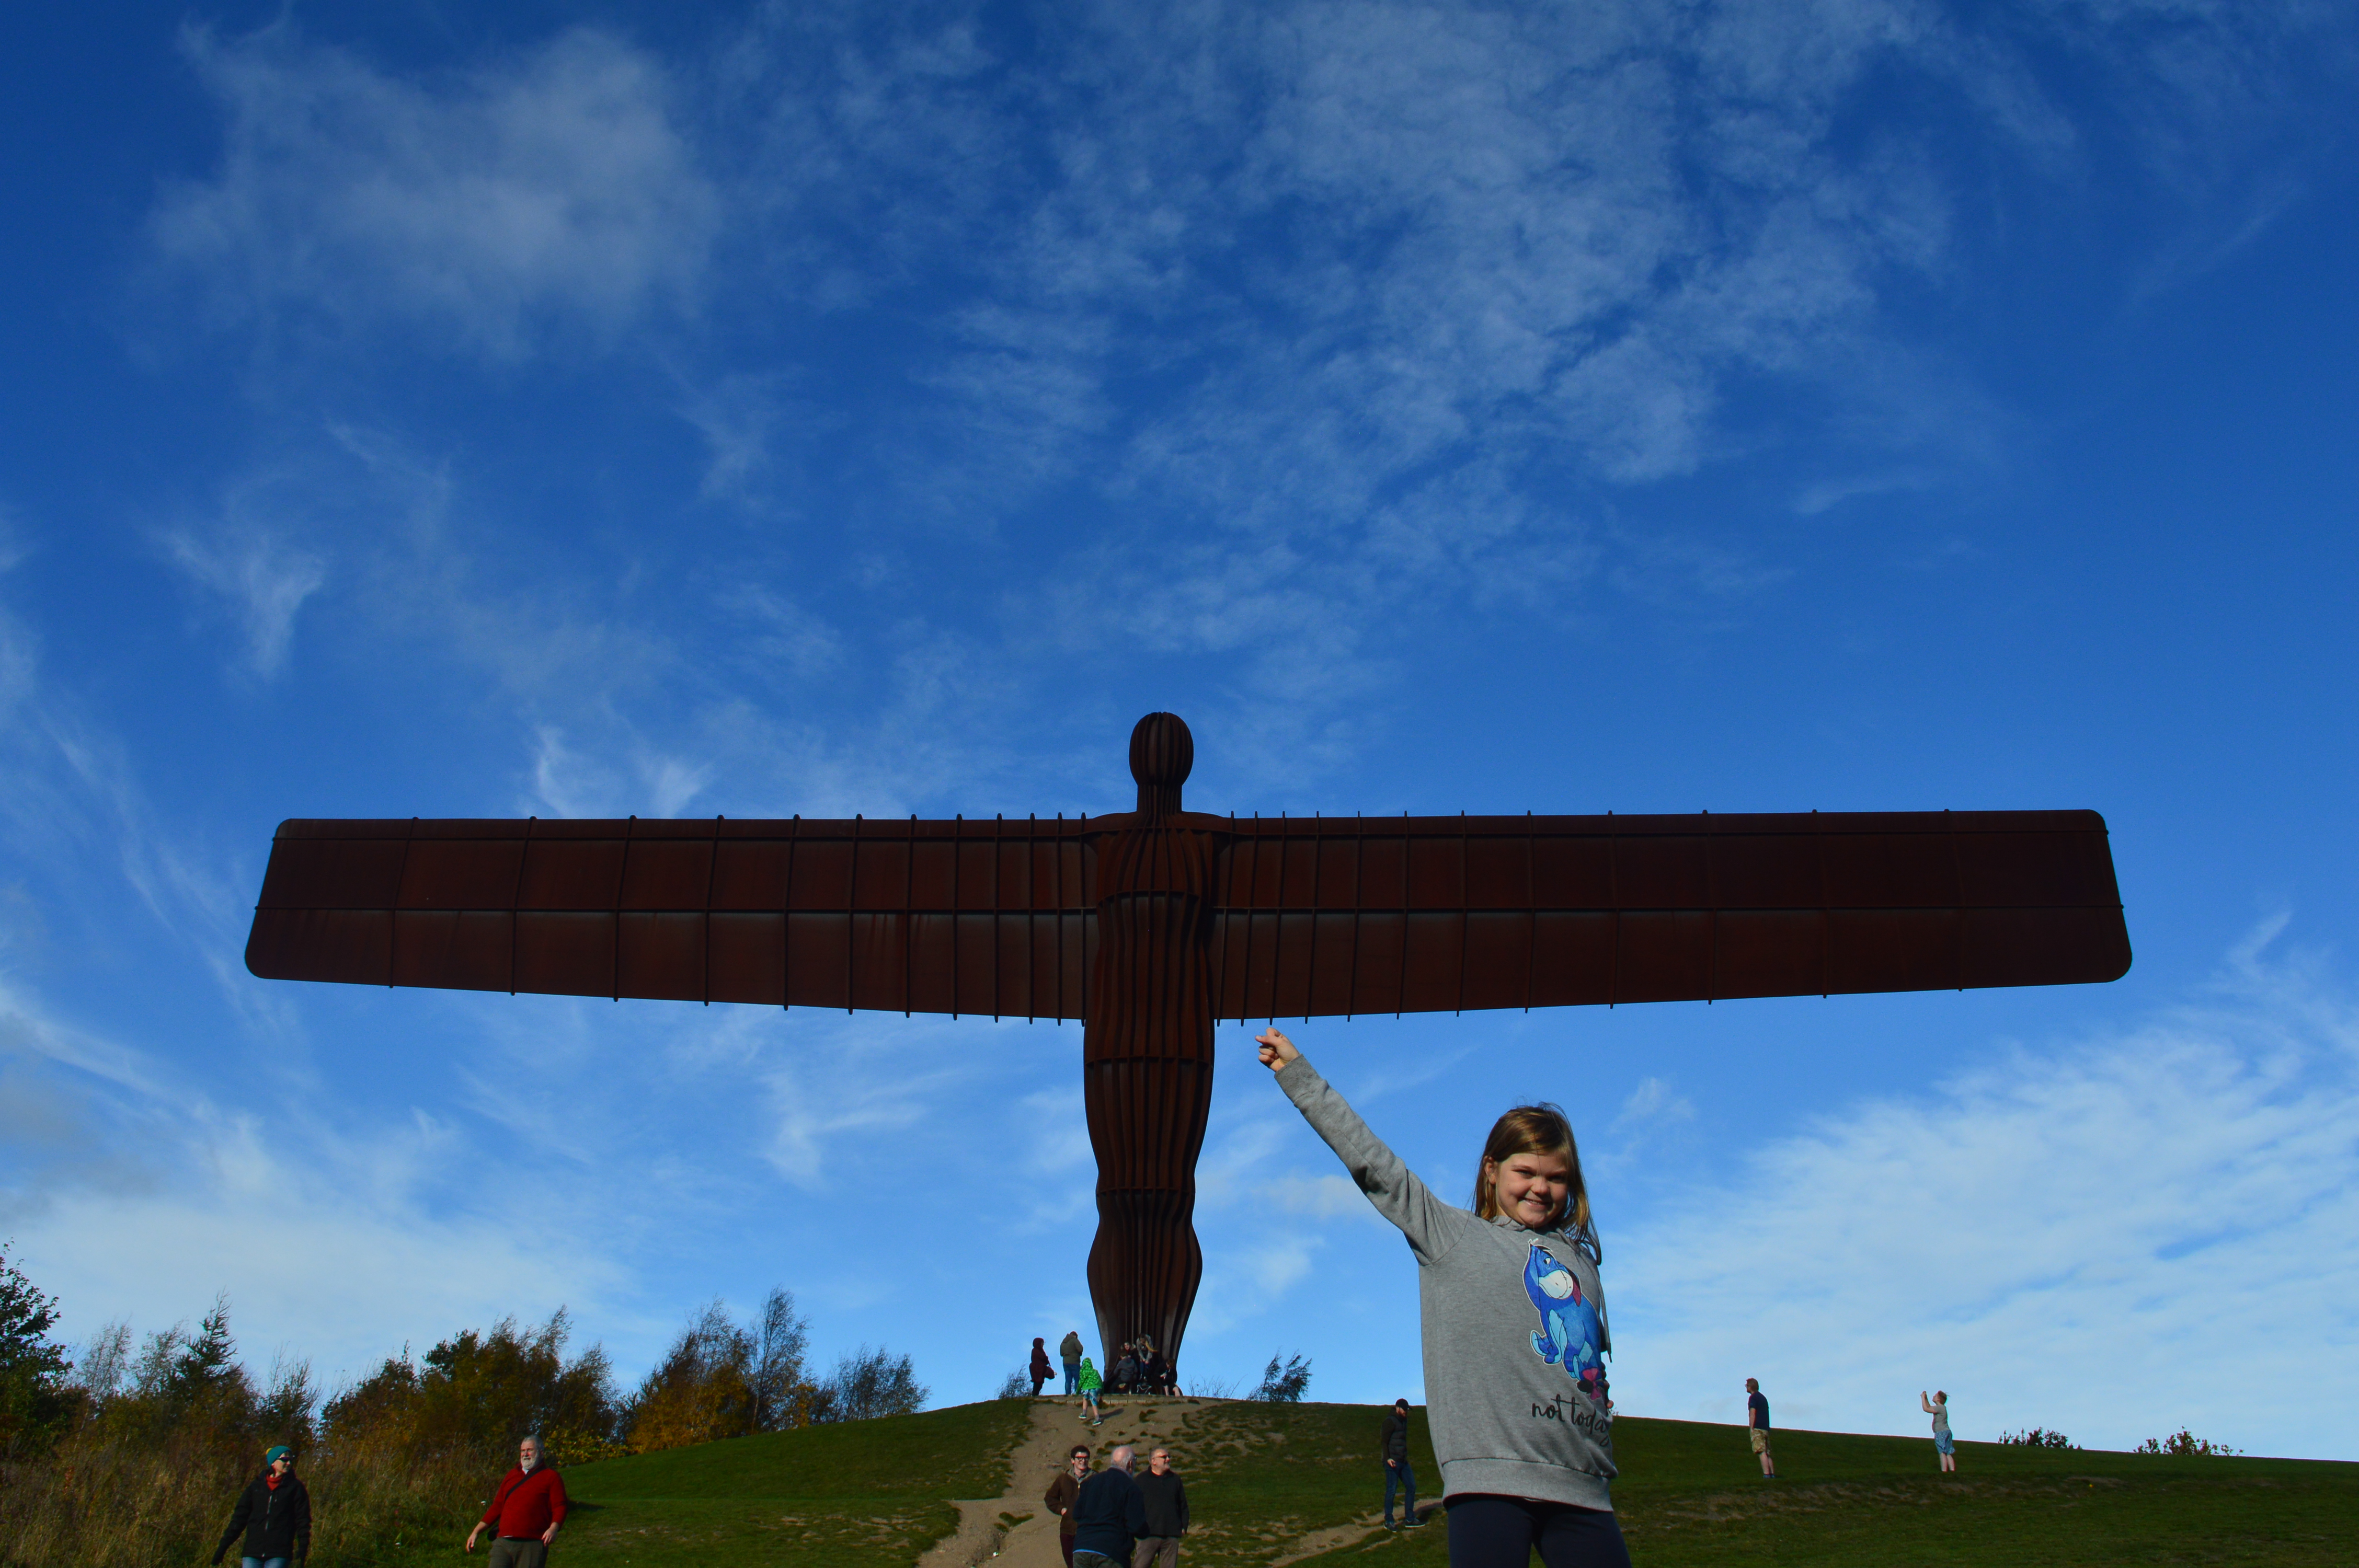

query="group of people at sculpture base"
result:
[1030,1329,1177,1422]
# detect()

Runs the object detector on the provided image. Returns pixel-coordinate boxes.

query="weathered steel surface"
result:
[244,713,2131,1361]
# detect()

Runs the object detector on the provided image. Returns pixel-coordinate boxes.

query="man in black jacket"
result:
[1380,1399,1418,1530]
[1132,1446,1189,1566]
[1070,1444,1148,1568]
[213,1444,311,1566]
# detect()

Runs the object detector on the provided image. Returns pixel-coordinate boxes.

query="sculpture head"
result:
[1129,712,1193,818]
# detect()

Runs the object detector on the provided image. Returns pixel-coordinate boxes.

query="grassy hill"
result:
[549,1399,1030,1568]
[530,1397,2350,1568]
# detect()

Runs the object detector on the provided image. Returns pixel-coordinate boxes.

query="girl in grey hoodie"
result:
[1256,1027,1628,1568]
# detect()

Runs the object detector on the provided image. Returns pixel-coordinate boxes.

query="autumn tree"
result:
[626,1288,820,1450]
[322,1309,620,1461]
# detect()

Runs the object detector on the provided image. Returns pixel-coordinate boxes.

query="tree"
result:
[324,1309,620,1458]
[0,1249,73,1458]
[748,1288,812,1433]
[814,1347,927,1423]
[168,1296,244,1409]
[622,1289,835,1449]
[624,1300,759,1452]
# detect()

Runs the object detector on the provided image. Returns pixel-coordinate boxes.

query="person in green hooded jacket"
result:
[1077,1357,1105,1426]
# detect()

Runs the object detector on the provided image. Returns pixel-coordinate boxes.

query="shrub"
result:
[0,1295,483,1568]
[994,1368,1033,1400]
[2136,1429,2241,1457]
[1252,1353,1312,1403]
[1999,1427,2078,1449]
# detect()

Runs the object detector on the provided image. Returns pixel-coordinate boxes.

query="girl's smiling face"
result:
[1485,1148,1574,1228]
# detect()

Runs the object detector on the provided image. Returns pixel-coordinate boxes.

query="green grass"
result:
[356,1398,2353,1567]
[1294,1418,2357,1567]
[1104,1398,1444,1567]
[532,1399,1031,1568]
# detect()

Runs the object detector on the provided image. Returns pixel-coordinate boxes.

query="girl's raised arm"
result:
[1255,1028,1463,1263]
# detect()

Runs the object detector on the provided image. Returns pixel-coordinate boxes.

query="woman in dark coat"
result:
[1029,1336,1053,1397]
[213,1444,311,1567]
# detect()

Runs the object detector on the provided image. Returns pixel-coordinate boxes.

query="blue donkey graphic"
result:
[1522,1243,1608,1405]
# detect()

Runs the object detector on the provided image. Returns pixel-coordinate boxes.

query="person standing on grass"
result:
[1380,1398,1419,1531]
[1132,1445,1190,1567]
[1032,1336,1055,1398]
[1746,1379,1776,1479]
[1045,1443,1093,1568]
[1257,1027,1628,1568]
[211,1443,310,1568]
[465,1434,567,1567]
[1071,1444,1148,1568]
[1921,1390,1956,1473]
[1062,1328,1086,1399]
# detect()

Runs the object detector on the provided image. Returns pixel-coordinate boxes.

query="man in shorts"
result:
[1745,1378,1776,1478]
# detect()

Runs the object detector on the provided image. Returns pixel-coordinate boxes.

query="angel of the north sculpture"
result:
[245,711,2130,1362]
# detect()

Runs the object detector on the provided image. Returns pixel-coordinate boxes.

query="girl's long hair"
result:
[1471,1102,1599,1260]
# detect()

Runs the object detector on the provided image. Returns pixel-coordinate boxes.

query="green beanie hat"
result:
[265,1445,293,1465]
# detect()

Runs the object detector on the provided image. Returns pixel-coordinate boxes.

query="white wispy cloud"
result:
[138,3,2351,785]
[161,526,325,677]
[0,975,625,1382]
[1612,1076,1695,1135]
[151,23,719,356]
[1609,920,2359,1459]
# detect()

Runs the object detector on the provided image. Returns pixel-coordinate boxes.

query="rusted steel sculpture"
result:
[245,712,2131,1362]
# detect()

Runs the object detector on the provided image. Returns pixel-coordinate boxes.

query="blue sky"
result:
[4,1,2357,1460]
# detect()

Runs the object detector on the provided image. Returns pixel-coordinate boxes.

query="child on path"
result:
[1921,1390,1956,1472]
[1077,1356,1105,1425]
[1256,1027,1627,1568]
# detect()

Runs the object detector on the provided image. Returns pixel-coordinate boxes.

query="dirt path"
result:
[917,1394,1426,1568]
[915,1396,1211,1568]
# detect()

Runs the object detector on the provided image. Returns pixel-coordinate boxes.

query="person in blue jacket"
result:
[1070,1443,1148,1567]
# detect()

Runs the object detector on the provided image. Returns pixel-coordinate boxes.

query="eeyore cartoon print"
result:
[1522,1243,1608,1406]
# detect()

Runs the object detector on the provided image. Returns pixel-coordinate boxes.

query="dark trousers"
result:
[487,1539,549,1568]
[1383,1459,1416,1525]
[1032,1369,1050,1396]
[1445,1496,1629,1568]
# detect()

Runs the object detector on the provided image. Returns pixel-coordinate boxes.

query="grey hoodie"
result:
[1277,1053,1615,1511]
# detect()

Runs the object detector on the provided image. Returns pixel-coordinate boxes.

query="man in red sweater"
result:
[466,1434,568,1567]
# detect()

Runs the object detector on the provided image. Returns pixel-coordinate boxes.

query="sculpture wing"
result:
[1203,810,2130,1020]
[244,816,1095,1019]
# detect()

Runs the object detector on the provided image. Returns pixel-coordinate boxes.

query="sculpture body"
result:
[243,713,2132,1362]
